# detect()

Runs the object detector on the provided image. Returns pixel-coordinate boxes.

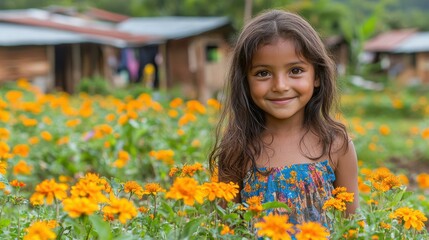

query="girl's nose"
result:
[272,74,290,92]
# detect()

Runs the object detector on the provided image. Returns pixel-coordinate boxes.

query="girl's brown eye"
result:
[291,68,303,75]
[256,71,270,77]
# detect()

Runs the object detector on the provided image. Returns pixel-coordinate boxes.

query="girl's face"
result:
[247,38,319,125]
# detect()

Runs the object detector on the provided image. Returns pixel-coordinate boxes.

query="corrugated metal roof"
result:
[364,29,417,52]
[0,9,161,47]
[0,22,86,46]
[394,32,429,53]
[117,16,231,39]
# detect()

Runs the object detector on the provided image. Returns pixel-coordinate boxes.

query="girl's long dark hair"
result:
[208,9,349,198]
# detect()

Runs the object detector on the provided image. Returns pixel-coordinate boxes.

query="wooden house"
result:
[0,8,159,93]
[364,29,429,85]
[0,7,234,102]
[117,16,233,102]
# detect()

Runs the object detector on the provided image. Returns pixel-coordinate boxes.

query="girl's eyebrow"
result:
[250,60,309,68]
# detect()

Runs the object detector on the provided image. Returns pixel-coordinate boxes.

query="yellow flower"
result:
[255,214,295,240]
[390,207,427,231]
[23,221,56,240]
[30,179,68,205]
[165,177,204,206]
[296,222,330,240]
[103,195,138,224]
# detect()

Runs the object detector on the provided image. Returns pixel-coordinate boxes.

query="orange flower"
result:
[0,142,13,160]
[10,179,26,188]
[185,100,206,114]
[23,221,56,240]
[201,181,239,202]
[323,198,346,211]
[40,131,53,141]
[255,214,295,240]
[422,128,429,139]
[220,224,235,235]
[416,173,429,189]
[62,197,99,218]
[112,150,131,168]
[0,128,9,140]
[178,113,197,126]
[0,161,7,175]
[124,181,144,197]
[246,196,263,213]
[207,98,221,110]
[379,125,390,136]
[169,98,183,108]
[143,183,166,196]
[390,207,427,231]
[165,177,204,206]
[30,179,68,205]
[296,222,330,240]
[181,163,204,177]
[103,195,138,224]
[12,144,30,157]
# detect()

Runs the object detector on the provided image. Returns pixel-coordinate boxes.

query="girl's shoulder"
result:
[329,135,355,171]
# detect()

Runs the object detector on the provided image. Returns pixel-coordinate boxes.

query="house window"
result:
[206,44,219,63]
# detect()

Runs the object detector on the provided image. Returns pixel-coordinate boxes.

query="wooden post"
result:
[72,44,81,94]
[46,46,55,92]
[158,43,168,91]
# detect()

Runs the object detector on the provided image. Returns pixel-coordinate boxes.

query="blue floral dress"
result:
[241,160,335,229]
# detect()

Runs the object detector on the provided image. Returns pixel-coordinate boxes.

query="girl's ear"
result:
[314,78,320,87]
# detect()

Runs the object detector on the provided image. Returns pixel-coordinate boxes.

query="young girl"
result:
[209,9,359,228]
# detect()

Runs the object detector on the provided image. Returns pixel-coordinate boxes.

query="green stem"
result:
[85,224,93,240]
[153,195,157,218]
[54,197,60,221]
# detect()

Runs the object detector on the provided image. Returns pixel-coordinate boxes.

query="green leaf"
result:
[89,214,113,240]
[262,201,290,211]
[181,217,203,238]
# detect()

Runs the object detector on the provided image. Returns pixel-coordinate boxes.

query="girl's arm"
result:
[333,140,359,215]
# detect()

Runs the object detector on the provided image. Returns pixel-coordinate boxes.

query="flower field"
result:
[0,79,429,239]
